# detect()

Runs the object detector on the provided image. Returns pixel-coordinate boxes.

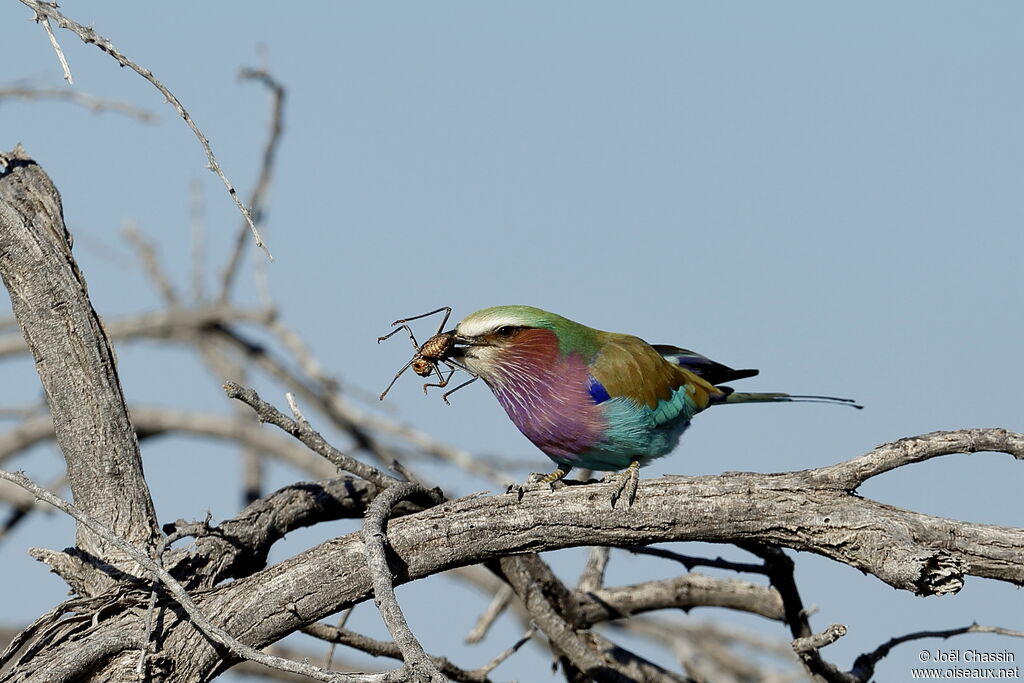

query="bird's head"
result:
[447,306,584,385]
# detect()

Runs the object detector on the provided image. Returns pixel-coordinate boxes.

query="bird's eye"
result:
[495,326,515,337]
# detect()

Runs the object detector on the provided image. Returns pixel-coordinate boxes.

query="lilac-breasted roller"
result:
[446,306,859,496]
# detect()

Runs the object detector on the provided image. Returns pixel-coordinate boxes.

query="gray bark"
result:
[0,146,159,581]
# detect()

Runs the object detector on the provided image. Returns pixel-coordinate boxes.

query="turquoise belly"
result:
[557,388,700,471]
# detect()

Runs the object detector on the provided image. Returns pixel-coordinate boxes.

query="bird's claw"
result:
[507,467,572,499]
[505,483,527,501]
[608,461,641,509]
[523,474,565,492]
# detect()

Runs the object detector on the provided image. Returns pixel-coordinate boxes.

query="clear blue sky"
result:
[2,2,1022,680]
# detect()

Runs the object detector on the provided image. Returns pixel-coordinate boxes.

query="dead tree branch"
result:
[219,66,286,302]
[224,382,399,489]
[0,85,157,121]
[0,145,159,577]
[0,469,395,683]
[850,623,1024,681]
[362,483,446,682]
[18,0,272,258]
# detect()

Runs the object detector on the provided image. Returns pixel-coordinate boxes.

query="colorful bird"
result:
[445,305,860,504]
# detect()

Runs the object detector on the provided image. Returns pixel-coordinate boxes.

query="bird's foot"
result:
[527,464,572,486]
[607,460,641,509]
[508,464,572,499]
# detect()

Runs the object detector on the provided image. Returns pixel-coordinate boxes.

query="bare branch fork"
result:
[18,0,272,259]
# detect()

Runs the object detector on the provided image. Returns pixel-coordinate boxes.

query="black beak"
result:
[445,330,478,358]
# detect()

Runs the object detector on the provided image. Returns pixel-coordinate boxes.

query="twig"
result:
[212,327,408,470]
[497,554,691,681]
[792,624,847,655]
[224,382,398,488]
[323,608,354,670]
[739,542,852,683]
[0,407,337,478]
[362,482,446,682]
[0,401,45,420]
[465,585,514,645]
[576,546,610,593]
[0,85,156,121]
[0,303,277,358]
[624,545,768,575]
[0,473,65,544]
[19,0,272,259]
[575,573,785,625]
[122,222,179,305]
[850,623,1024,681]
[474,627,536,678]
[495,555,606,679]
[820,428,1024,489]
[219,66,286,301]
[163,476,390,590]
[137,587,159,676]
[617,616,801,683]
[286,392,311,429]
[189,179,205,302]
[0,468,390,683]
[304,623,498,683]
[37,14,72,84]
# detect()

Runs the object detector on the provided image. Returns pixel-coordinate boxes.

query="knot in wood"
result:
[915,551,966,596]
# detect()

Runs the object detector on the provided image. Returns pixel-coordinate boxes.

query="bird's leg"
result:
[509,464,572,500]
[608,460,641,509]
[526,463,572,486]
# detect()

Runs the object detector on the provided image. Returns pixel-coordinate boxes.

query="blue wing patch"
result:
[587,375,611,404]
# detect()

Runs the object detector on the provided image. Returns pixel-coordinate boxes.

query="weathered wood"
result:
[0,146,159,582]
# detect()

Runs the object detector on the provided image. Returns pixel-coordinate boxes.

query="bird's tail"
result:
[720,392,863,409]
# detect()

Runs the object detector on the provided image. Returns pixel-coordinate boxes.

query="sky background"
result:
[1,2,1022,681]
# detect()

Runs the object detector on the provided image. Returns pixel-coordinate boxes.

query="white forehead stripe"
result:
[456,311,528,337]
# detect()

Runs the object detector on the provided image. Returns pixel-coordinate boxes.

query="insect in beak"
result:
[377,308,478,404]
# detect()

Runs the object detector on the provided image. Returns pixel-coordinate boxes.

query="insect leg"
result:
[378,357,417,400]
[377,324,420,349]
[389,306,452,329]
[440,376,478,405]
[432,307,452,335]
[423,363,457,394]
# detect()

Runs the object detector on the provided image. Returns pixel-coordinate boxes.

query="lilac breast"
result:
[490,352,605,463]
